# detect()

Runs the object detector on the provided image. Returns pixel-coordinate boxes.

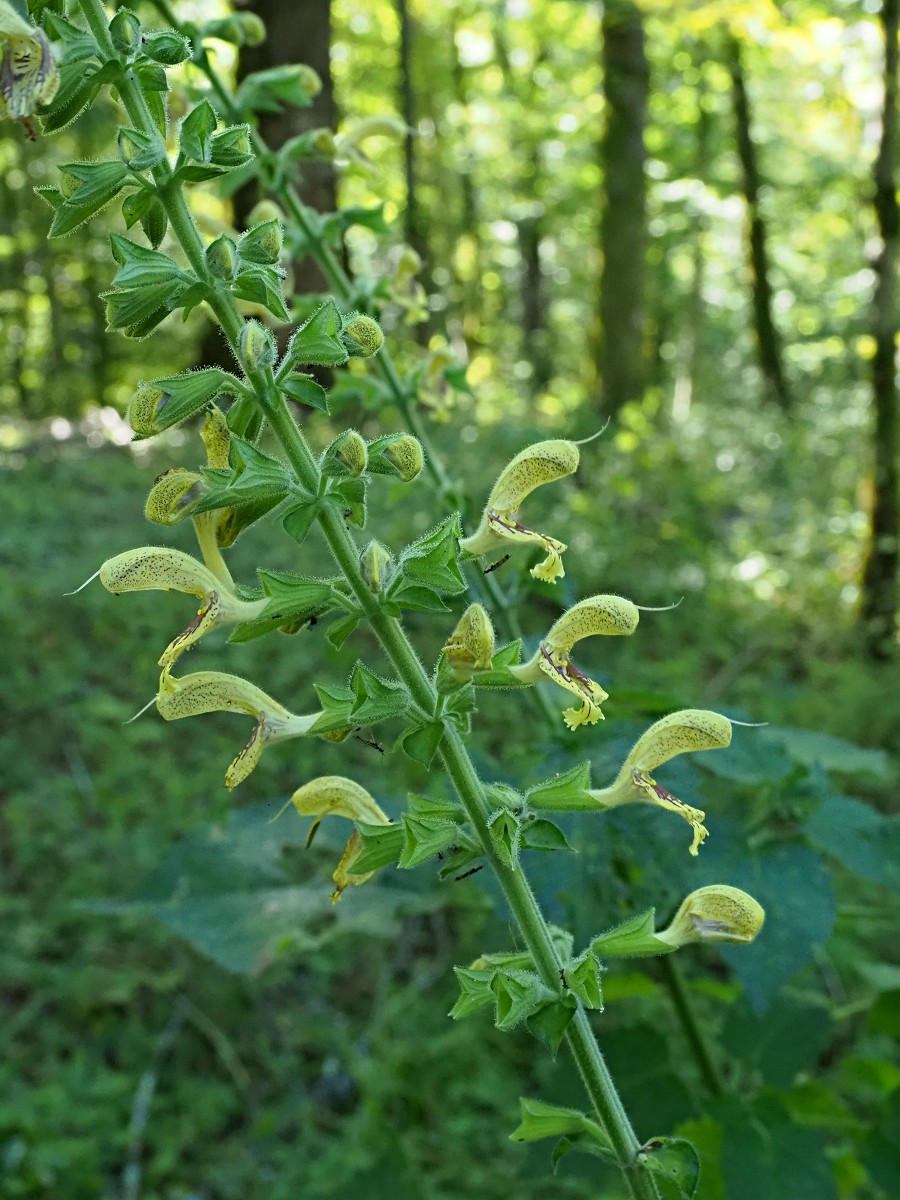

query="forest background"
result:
[2,0,900,1197]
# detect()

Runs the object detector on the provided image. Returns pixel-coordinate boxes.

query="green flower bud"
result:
[383,434,423,482]
[58,171,80,199]
[141,29,192,66]
[202,13,266,47]
[360,541,393,593]
[296,64,322,98]
[127,383,170,436]
[144,468,205,525]
[322,429,368,478]
[239,319,277,370]
[341,313,383,359]
[205,234,238,281]
[238,218,283,266]
[656,886,766,948]
[310,128,337,157]
[444,604,495,677]
[110,8,142,55]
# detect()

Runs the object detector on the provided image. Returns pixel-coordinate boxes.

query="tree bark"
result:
[860,0,900,658]
[396,0,430,344]
[726,34,791,411]
[598,0,649,416]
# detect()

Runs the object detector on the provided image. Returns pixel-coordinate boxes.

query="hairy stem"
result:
[76,3,659,1194]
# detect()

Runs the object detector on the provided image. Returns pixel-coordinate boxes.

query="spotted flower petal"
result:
[459,439,579,582]
[99,546,267,668]
[589,709,733,854]
[290,776,391,901]
[156,669,336,789]
[510,595,638,728]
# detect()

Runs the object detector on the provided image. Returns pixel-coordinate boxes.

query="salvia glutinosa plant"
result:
[6,2,767,1195]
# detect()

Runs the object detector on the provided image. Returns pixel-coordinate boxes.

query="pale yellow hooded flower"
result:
[290,776,391,901]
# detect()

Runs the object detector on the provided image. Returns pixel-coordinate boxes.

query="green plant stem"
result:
[659,955,724,1097]
[77,4,659,1194]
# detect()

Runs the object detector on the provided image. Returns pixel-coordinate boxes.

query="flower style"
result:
[443,604,495,678]
[459,439,580,583]
[99,547,268,669]
[589,709,733,854]
[156,670,350,789]
[290,776,391,901]
[510,595,639,729]
[655,885,765,948]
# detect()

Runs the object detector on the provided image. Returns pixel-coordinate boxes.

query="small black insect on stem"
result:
[353,732,385,754]
[454,865,484,882]
[559,968,569,989]
[483,554,511,575]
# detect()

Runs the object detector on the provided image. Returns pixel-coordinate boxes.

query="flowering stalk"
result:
[58,4,765,1193]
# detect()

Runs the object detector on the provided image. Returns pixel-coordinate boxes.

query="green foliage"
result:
[2,1,898,1198]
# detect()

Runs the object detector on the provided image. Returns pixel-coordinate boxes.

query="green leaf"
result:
[236,64,319,114]
[282,299,348,367]
[718,1095,838,1200]
[637,1137,700,1199]
[40,61,111,134]
[232,267,290,323]
[103,278,188,334]
[527,762,599,812]
[350,663,409,726]
[394,515,465,596]
[179,99,218,162]
[564,950,604,1010]
[386,581,450,613]
[525,995,579,1058]
[282,498,322,546]
[279,372,330,412]
[140,198,168,250]
[257,570,338,619]
[117,126,167,171]
[350,822,404,875]
[408,793,463,822]
[510,1097,610,1148]
[488,809,520,870]
[519,818,574,853]
[109,234,184,287]
[398,720,445,767]
[210,124,254,168]
[449,967,496,1020]
[492,970,552,1030]
[325,612,360,649]
[238,218,282,265]
[806,793,900,890]
[327,477,367,528]
[398,813,459,869]
[591,909,670,959]
[193,436,290,511]
[49,160,129,237]
[470,640,531,688]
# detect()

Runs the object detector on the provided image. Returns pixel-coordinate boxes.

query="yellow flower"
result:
[0,2,59,124]
[157,670,343,789]
[443,604,495,678]
[459,439,580,582]
[290,776,391,901]
[510,595,639,729]
[99,547,267,669]
[590,710,733,854]
[656,886,765,948]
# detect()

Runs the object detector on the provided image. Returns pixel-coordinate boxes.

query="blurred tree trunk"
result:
[396,0,431,345]
[672,67,711,422]
[727,34,791,412]
[199,1,335,369]
[860,0,900,659]
[234,0,336,290]
[598,0,649,416]
[493,14,551,393]
[450,14,484,348]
